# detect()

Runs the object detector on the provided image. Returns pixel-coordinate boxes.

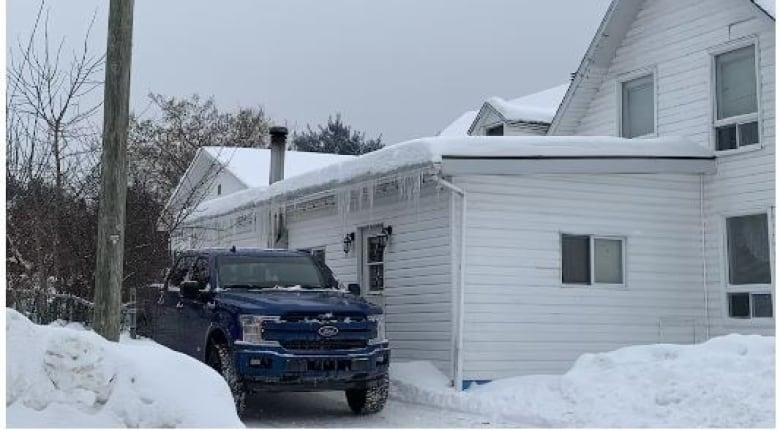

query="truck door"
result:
[177,256,215,361]
[155,255,194,352]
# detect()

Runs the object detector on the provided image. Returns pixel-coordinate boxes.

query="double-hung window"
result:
[714,44,760,151]
[561,234,625,286]
[725,213,773,319]
[620,74,655,138]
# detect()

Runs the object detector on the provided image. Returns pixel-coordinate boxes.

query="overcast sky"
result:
[7,0,611,144]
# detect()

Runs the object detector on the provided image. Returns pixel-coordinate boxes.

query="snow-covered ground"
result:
[6,309,243,428]
[242,391,512,428]
[7,309,774,428]
[391,335,775,428]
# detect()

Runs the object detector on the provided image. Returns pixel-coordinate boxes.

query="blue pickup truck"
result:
[137,248,390,416]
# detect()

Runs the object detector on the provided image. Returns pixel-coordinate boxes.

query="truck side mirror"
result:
[347,283,361,296]
[180,280,201,300]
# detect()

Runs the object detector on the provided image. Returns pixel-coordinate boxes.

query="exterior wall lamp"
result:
[376,225,393,248]
[343,232,355,255]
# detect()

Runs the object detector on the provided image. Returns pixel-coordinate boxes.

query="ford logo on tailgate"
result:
[318,325,339,337]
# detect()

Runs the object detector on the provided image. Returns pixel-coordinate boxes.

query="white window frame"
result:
[708,37,762,154]
[616,66,658,139]
[720,207,774,321]
[560,233,627,289]
[358,225,385,295]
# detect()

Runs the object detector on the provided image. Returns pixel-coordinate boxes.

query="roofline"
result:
[549,0,621,135]
[441,154,714,161]
[750,0,775,20]
[182,163,441,225]
[550,0,772,134]
[162,147,214,215]
[467,102,506,135]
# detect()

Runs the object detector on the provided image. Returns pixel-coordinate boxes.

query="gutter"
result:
[433,175,467,391]
[700,176,710,340]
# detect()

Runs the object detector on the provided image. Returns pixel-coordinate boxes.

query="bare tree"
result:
[6,1,105,294]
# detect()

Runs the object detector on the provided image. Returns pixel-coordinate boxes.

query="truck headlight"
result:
[239,315,280,345]
[368,314,386,345]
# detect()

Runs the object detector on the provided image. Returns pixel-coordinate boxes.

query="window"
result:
[725,213,773,320]
[486,124,504,136]
[728,292,773,318]
[360,227,386,293]
[621,74,655,138]
[217,183,222,196]
[726,213,771,285]
[714,45,759,151]
[561,234,625,286]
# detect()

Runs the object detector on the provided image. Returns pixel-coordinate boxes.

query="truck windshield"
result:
[217,255,333,290]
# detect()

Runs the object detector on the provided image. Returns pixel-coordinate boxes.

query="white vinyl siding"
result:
[285,182,455,376]
[560,0,774,337]
[455,173,706,380]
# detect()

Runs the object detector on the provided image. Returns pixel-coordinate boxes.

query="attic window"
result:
[620,74,655,138]
[486,124,504,136]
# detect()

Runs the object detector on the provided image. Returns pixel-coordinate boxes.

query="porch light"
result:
[343,232,355,255]
[376,225,393,248]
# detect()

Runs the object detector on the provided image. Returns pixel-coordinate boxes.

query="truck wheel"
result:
[345,374,389,415]
[208,343,247,417]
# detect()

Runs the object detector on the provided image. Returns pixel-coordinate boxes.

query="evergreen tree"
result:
[292,114,383,155]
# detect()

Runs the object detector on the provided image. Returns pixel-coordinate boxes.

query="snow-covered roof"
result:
[484,83,569,124]
[753,0,775,18]
[438,111,478,137]
[202,146,354,187]
[185,136,713,223]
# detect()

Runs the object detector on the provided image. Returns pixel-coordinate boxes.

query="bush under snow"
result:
[391,335,775,428]
[6,308,244,428]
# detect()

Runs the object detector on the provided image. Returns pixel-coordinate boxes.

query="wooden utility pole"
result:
[93,0,134,341]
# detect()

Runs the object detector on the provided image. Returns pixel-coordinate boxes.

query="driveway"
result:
[242,391,511,428]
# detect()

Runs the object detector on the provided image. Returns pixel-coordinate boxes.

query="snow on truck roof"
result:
[202,146,354,188]
[185,136,713,223]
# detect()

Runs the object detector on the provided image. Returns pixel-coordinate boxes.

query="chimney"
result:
[269,126,288,185]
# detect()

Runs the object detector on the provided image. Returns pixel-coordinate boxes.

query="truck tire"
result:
[208,343,247,417]
[345,373,389,415]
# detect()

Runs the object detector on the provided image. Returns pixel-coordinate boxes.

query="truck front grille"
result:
[280,339,368,351]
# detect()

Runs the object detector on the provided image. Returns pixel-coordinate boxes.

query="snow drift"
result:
[6,308,244,428]
[391,335,775,428]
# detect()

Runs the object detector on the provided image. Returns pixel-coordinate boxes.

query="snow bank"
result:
[185,135,712,222]
[6,309,244,428]
[390,335,775,428]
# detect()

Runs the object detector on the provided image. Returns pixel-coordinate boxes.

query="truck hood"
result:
[216,290,382,316]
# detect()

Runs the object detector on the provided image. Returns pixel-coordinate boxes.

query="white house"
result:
[174,0,775,389]
[163,146,352,244]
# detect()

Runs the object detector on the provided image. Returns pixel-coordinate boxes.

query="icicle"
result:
[367,178,376,224]
[336,187,351,231]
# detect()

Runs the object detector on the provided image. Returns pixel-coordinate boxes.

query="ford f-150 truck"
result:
[136,248,390,416]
